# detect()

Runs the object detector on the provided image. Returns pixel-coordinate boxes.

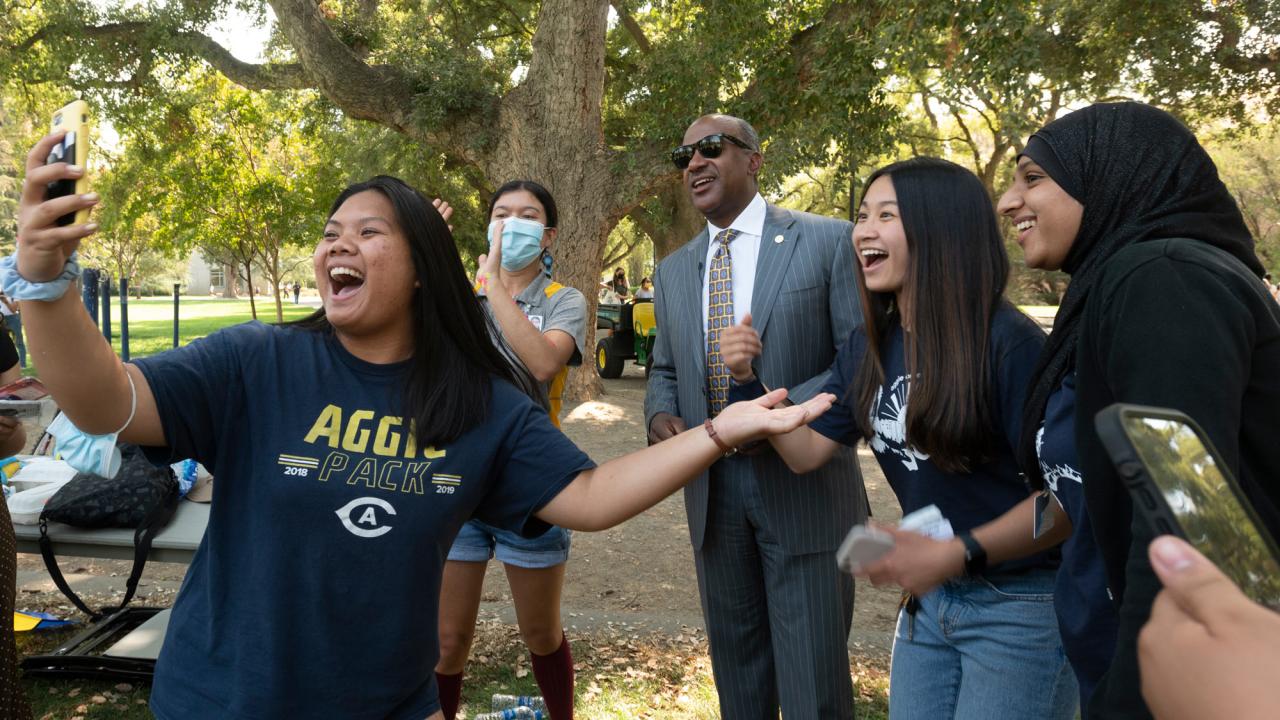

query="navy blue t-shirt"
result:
[1038,373,1118,706]
[806,304,1056,574]
[133,322,594,720]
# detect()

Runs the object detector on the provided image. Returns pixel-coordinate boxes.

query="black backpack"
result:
[38,443,180,621]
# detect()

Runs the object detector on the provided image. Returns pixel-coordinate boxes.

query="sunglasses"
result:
[670,133,755,170]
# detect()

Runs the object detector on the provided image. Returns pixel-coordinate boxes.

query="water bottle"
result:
[472,708,543,720]
[491,695,547,712]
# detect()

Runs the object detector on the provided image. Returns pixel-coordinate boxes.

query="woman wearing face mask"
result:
[998,102,1280,719]
[436,181,586,720]
[10,130,829,720]
[725,158,1077,720]
[610,267,629,299]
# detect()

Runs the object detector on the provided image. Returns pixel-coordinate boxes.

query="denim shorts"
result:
[888,568,1078,720]
[446,519,571,568]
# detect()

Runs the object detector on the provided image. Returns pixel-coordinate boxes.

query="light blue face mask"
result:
[488,217,547,271]
[48,372,137,479]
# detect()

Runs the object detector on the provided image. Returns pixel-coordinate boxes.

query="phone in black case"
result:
[1095,403,1280,608]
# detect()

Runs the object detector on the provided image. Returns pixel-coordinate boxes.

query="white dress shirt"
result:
[702,193,766,335]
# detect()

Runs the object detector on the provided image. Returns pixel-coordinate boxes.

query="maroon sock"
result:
[435,670,463,720]
[530,633,574,720]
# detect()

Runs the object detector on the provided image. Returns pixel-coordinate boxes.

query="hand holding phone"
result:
[1096,404,1280,608]
[15,100,98,284]
[45,100,92,227]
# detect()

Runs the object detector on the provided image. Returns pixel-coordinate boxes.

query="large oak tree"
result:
[3,0,1277,394]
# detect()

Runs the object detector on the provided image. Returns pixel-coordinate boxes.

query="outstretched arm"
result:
[14,132,163,444]
[720,315,845,474]
[767,424,841,474]
[538,389,834,531]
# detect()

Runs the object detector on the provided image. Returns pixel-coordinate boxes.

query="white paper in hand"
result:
[898,504,955,541]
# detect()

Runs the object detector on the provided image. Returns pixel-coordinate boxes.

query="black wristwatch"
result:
[958,532,987,577]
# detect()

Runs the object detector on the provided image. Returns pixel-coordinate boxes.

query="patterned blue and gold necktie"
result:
[706,228,738,416]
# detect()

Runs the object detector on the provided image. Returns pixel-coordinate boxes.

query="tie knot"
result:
[715,229,738,246]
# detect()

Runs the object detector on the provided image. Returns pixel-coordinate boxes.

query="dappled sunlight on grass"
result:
[561,400,631,427]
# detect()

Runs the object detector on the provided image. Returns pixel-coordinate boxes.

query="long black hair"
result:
[852,157,1013,473]
[293,175,541,446]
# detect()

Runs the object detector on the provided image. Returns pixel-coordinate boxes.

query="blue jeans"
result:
[446,519,571,568]
[889,569,1078,720]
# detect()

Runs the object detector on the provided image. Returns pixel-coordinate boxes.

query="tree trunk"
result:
[244,262,257,319]
[635,179,703,262]
[263,238,285,323]
[222,263,239,298]
[484,0,616,402]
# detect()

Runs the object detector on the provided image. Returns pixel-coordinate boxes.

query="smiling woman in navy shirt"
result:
[726,158,1076,720]
[9,131,831,720]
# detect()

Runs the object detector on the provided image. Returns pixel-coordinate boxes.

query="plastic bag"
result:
[9,480,69,525]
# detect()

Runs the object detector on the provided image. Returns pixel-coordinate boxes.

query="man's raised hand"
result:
[721,312,762,382]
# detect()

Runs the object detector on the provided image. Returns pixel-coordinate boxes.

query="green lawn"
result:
[82,297,317,361]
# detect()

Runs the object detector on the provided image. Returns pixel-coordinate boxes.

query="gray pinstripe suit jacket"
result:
[644,203,869,554]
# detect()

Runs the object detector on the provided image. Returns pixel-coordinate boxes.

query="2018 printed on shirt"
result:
[279,404,462,537]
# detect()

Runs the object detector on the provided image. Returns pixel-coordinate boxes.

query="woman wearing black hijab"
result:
[998,102,1280,719]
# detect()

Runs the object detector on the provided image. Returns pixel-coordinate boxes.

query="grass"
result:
[17,629,154,720]
[17,619,890,719]
[457,618,889,720]
[75,296,316,361]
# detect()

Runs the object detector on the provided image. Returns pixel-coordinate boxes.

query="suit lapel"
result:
[750,204,799,338]
[683,228,711,377]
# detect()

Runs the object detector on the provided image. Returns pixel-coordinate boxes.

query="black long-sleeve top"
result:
[1075,237,1280,719]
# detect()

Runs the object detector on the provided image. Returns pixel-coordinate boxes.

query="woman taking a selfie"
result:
[436,180,586,720]
[727,157,1076,719]
[9,130,830,720]
[998,102,1280,719]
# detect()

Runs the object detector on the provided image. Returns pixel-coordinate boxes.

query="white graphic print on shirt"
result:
[1036,426,1082,493]
[869,375,931,472]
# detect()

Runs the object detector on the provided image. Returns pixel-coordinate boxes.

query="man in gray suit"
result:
[645,113,868,719]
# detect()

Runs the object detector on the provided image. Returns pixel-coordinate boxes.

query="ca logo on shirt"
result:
[335,497,397,538]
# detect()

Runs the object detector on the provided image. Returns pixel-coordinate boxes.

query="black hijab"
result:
[1017,102,1264,487]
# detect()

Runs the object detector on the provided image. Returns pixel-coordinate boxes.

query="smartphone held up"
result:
[44,99,92,227]
[1096,403,1280,608]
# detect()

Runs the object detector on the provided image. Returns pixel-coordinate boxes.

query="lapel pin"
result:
[773,234,784,244]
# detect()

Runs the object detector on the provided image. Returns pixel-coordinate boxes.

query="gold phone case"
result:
[48,99,92,226]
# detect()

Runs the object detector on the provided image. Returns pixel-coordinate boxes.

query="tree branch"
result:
[610,0,652,54]
[267,0,414,126]
[16,22,311,91]
[603,235,643,266]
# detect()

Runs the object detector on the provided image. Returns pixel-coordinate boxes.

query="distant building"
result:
[186,254,227,296]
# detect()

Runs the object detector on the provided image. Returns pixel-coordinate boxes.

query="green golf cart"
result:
[595,299,657,379]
